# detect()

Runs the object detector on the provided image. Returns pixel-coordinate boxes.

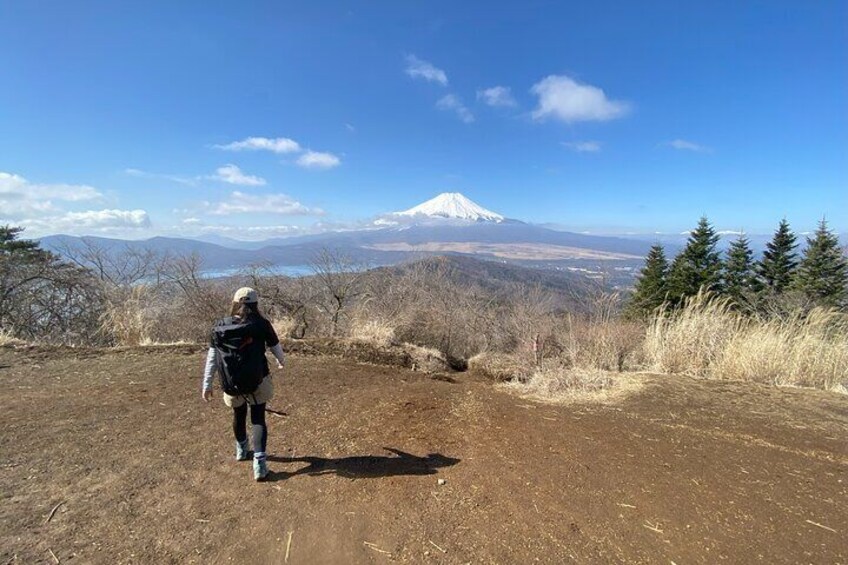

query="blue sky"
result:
[1,1,845,239]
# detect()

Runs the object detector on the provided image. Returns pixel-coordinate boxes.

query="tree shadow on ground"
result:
[267,447,460,481]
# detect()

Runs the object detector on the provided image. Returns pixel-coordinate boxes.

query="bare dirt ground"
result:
[1,345,846,564]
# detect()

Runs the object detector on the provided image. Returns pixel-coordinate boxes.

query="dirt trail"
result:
[1,345,846,564]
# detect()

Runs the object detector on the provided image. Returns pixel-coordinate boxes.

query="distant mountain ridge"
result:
[39,193,664,277]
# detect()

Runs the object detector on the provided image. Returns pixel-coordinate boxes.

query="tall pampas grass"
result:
[644,290,848,392]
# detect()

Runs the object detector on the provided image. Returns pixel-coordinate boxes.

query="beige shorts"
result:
[223,375,274,408]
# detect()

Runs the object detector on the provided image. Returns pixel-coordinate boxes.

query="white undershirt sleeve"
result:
[202,347,218,392]
[269,343,285,366]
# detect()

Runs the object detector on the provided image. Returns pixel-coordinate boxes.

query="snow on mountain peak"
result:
[394,192,505,222]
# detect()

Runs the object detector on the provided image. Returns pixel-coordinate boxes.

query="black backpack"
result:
[212,317,266,396]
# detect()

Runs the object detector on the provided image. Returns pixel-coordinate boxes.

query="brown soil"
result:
[1,345,846,564]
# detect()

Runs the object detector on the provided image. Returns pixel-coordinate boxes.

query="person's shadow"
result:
[267,448,459,481]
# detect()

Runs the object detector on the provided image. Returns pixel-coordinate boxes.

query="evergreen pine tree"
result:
[723,233,758,306]
[626,244,669,318]
[757,219,798,293]
[666,216,723,300]
[792,219,848,308]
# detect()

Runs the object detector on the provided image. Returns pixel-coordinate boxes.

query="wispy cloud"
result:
[214,136,301,154]
[477,86,517,108]
[209,164,267,186]
[404,55,448,86]
[437,94,474,123]
[206,191,324,216]
[531,75,629,123]
[296,150,341,170]
[563,141,602,153]
[124,168,198,186]
[665,139,711,152]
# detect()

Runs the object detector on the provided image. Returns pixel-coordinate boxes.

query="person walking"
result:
[202,287,285,481]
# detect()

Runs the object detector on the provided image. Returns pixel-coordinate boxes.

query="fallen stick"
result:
[805,519,837,533]
[48,549,59,564]
[428,540,447,553]
[196,519,210,523]
[643,522,664,534]
[617,503,637,509]
[45,502,65,524]
[363,542,391,555]
[285,531,293,562]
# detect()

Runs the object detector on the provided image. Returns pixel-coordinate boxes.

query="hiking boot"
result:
[235,439,250,461]
[253,454,268,481]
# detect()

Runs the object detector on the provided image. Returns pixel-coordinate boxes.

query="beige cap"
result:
[233,287,258,304]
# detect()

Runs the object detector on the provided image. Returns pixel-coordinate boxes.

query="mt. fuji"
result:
[393,192,505,223]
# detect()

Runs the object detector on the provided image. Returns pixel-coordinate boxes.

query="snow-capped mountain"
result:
[393,192,505,223]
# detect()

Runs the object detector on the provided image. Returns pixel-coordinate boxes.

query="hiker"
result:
[201,287,285,481]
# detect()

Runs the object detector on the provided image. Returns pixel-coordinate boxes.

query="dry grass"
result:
[0,328,25,347]
[271,316,297,340]
[714,309,848,391]
[349,319,396,347]
[504,361,640,404]
[468,352,531,382]
[403,343,450,373]
[100,286,153,346]
[645,291,848,392]
[557,318,645,372]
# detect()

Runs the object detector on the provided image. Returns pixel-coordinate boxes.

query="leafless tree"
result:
[309,249,370,337]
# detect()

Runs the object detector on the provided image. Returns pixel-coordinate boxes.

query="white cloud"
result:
[59,209,151,228]
[477,86,517,107]
[296,151,341,170]
[345,123,356,132]
[404,55,448,86]
[436,94,474,123]
[210,164,267,186]
[206,191,324,216]
[15,209,151,236]
[666,139,711,152]
[563,141,602,153]
[531,75,629,123]
[0,171,102,216]
[214,136,301,154]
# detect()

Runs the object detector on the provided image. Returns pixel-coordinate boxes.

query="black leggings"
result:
[232,402,267,454]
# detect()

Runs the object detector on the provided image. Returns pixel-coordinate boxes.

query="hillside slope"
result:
[1,346,846,563]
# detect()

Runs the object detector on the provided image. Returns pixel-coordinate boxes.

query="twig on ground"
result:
[428,540,447,553]
[44,501,65,524]
[196,519,209,523]
[363,542,391,555]
[617,503,637,509]
[48,549,59,564]
[643,521,664,534]
[285,531,293,562]
[805,519,837,533]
